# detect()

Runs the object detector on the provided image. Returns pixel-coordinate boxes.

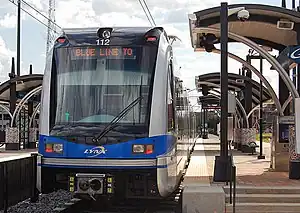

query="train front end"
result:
[37,27,174,200]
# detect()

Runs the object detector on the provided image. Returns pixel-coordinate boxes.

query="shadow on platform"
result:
[236,171,300,186]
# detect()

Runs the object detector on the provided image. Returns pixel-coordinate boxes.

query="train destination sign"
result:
[71,47,137,60]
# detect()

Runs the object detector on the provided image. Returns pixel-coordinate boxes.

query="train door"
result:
[166,57,178,186]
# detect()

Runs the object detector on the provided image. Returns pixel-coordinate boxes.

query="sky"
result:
[0,0,295,106]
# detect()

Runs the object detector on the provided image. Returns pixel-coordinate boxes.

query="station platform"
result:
[0,145,37,162]
[183,134,300,186]
[182,134,300,213]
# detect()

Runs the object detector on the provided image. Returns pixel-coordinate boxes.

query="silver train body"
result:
[37,27,197,199]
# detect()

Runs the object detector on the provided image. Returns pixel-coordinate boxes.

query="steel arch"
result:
[191,27,299,100]
[29,102,41,128]
[195,48,283,116]
[0,104,12,119]
[208,89,249,128]
[11,86,42,127]
[282,95,293,112]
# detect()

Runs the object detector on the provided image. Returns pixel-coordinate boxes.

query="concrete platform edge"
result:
[182,185,225,213]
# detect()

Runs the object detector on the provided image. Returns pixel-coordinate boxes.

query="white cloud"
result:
[0,13,18,28]
[0,36,15,82]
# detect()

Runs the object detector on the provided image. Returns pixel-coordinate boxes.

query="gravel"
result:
[0,190,74,213]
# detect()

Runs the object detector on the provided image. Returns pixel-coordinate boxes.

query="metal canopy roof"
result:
[193,4,300,50]
[0,74,43,102]
[198,95,220,105]
[195,72,272,106]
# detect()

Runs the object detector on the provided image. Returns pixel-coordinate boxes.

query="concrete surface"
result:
[0,148,37,162]
[182,185,225,213]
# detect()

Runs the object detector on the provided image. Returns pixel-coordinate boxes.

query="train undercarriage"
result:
[41,167,160,201]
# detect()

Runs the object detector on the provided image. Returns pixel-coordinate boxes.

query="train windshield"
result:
[53,46,156,126]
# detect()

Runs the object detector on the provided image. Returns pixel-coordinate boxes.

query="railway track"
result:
[52,175,183,213]
[53,194,182,213]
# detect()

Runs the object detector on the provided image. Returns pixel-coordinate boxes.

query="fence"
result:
[0,154,38,212]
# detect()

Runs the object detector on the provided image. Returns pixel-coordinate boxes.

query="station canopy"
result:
[193,4,300,51]
[195,72,272,106]
[198,95,220,106]
[0,74,43,102]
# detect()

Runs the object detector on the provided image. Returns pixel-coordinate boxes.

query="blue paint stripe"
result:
[37,163,167,169]
[39,134,177,159]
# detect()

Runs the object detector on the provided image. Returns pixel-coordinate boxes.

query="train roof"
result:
[61,27,155,36]
[56,26,169,46]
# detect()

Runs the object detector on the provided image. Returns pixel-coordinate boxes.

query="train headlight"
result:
[53,143,63,153]
[45,143,63,153]
[132,145,145,153]
[132,144,154,154]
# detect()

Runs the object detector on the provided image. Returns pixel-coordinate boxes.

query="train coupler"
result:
[68,173,115,199]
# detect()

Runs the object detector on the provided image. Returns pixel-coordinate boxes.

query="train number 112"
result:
[96,39,110,45]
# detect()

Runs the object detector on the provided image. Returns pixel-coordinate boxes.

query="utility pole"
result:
[292,0,296,9]
[17,0,21,76]
[258,56,265,159]
[213,2,230,182]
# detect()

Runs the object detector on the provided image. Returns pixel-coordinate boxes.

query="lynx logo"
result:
[84,146,107,157]
[290,47,300,60]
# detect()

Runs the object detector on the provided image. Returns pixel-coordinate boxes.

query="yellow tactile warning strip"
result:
[183,138,211,185]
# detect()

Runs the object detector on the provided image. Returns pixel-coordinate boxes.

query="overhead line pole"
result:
[281,0,286,7]
[220,1,228,161]
[213,2,230,182]
[17,0,21,76]
[258,56,265,159]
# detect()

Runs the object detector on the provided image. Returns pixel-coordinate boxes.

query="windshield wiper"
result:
[92,96,143,144]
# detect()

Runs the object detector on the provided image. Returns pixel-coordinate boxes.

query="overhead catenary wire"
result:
[138,0,154,26]
[141,0,156,26]
[21,0,61,29]
[8,0,58,33]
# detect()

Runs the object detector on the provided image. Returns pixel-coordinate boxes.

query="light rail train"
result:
[37,27,197,201]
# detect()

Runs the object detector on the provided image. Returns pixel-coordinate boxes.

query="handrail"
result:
[228,141,236,213]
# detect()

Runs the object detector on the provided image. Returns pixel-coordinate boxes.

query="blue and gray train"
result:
[37,26,197,200]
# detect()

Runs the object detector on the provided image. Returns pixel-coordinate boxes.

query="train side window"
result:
[167,61,175,131]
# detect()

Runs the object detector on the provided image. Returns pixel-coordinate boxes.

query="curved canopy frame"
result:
[29,103,41,128]
[11,86,42,127]
[193,4,300,50]
[198,81,249,128]
[282,95,293,112]
[246,101,275,119]
[196,76,267,106]
[197,72,271,101]
[194,48,282,115]
[0,74,43,102]
[0,104,12,119]
[190,26,299,100]
[208,90,249,128]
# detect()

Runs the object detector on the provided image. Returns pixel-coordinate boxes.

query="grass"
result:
[256,133,272,143]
